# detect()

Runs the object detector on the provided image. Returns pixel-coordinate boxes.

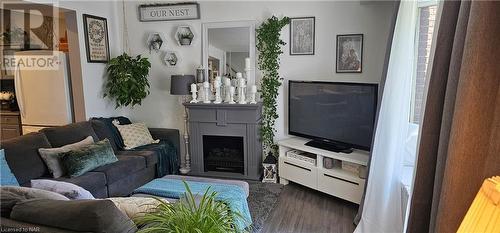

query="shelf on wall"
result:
[175,25,195,46]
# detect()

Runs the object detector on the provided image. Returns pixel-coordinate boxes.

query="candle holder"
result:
[214,80,222,104]
[203,81,211,103]
[229,86,236,104]
[190,83,198,103]
[249,85,257,104]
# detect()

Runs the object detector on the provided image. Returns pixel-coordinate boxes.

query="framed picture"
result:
[83,14,110,63]
[290,17,315,55]
[336,34,363,73]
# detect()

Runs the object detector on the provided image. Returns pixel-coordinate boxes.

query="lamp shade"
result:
[458,176,500,233]
[170,75,195,95]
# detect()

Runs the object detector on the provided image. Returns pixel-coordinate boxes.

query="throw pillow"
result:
[107,197,164,219]
[10,199,137,233]
[1,186,69,217]
[38,136,94,178]
[60,139,118,178]
[0,149,19,186]
[113,121,159,149]
[30,179,94,200]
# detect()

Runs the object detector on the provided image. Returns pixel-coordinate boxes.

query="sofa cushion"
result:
[41,121,99,148]
[54,171,107,197]
[38,136,95,178]
[0,132,51,185]
[1,186,69,217]
[10,199,137,233]
[60,139,118,178]
[90,119,119,152]
[92,155,146,184]
[90,117,132,150]
[31,179,94,200]
[116,150,158,167]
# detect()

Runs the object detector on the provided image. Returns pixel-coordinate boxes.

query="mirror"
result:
[202,21,256,86]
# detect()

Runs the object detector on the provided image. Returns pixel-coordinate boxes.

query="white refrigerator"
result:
[14,50,74,134]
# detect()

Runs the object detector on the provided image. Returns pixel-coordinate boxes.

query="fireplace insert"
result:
[203,135,244,174]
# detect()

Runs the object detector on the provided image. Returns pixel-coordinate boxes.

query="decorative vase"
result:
[180,38,191,45]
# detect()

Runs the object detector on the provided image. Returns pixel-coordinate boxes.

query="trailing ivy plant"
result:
[104,53,151,108]
[256,16,290,155]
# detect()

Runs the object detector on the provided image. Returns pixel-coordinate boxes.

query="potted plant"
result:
[135,182,249,233]
[104,53,151,108]
[178,31,194,45]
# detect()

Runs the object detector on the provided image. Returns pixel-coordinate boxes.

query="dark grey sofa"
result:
[0,120,180,198]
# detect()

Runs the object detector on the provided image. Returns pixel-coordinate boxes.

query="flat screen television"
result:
[288,81,378,152]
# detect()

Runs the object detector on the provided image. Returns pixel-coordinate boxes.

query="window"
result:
[410,3,438,124]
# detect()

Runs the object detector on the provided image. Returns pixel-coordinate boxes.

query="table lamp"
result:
[457,176,500,233]
[170,75,195,174]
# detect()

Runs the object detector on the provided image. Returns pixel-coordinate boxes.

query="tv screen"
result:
[288,81,378,151]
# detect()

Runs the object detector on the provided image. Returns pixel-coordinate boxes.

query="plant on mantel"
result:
[104,53,151,108]
[256,16,290,156]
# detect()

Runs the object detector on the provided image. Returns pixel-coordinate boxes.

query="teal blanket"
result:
[133,178,252,231]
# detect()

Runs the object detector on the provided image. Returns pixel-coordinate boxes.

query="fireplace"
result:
[185,103,262,180]
[203,135,244,174]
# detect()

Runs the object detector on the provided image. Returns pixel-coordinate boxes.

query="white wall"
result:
[123,1,395,144]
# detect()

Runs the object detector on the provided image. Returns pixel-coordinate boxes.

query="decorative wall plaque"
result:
[139,3,200,22]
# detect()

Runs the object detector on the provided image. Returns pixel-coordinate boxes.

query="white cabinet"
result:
[278,137,369,204]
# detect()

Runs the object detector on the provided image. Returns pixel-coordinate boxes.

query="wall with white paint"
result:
[123,1,396,144]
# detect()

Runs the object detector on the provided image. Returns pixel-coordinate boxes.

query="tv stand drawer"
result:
[279,157,317,189]
[317,171,364,204]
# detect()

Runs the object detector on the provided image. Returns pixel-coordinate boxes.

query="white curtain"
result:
[354,1,418,233]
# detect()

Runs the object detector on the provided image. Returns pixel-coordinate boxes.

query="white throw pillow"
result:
[30,179,94,200]
[113,122,159,149]
[38,136,94,178]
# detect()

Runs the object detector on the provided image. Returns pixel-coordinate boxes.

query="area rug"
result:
[247,181,284,232]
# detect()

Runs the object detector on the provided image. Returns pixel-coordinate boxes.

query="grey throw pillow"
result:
[38,136,94,178]
[30,179,94,200]
[10,199,137,233]
[1,186,69,217]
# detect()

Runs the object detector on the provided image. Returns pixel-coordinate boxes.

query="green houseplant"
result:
[135,182,247,233]
[104,53,151,108]
[256,16,290,155]
[178,31,194,45]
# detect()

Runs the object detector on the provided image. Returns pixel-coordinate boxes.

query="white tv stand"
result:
[278,137,369,204]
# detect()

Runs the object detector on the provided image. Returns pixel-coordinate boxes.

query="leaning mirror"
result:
[202,21,256,86]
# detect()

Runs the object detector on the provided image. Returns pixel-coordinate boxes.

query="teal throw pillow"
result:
[60,139,118,178]
[1,149,19,186]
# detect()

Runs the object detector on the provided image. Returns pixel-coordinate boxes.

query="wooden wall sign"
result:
[139,3,200,22]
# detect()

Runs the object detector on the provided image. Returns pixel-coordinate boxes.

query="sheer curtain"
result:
[354,1,417,232]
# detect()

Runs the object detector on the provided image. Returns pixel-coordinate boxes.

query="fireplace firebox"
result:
[203,135,244,174]
[185,103,262,180]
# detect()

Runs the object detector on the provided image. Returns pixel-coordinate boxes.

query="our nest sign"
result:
[139,2,200,22]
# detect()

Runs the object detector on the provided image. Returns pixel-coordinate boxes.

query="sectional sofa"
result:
[0,120,180,198]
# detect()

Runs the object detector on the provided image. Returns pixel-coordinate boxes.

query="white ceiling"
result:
[208,27,250,53]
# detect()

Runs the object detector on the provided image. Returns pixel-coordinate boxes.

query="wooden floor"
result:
[261,182,358,233]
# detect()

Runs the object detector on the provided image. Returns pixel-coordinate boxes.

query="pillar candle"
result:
[245,58,251,70]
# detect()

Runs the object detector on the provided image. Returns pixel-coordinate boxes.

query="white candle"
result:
[245,58,251,70]
[224,77,231,86]
[230,86,235,93]
[191,83,197,92]
[251,85,257,93]
[203,81,210,88]
[236,72,243,79]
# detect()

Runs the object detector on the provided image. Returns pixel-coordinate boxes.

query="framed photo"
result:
[83,14,110,63]
[290,17,315,55]
[336,34,363,73]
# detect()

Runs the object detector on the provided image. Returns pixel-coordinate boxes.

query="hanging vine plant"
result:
[104,53,151,108]
[256,16,290,155]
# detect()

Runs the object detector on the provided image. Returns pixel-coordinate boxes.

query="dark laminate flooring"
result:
[261,182,358,233]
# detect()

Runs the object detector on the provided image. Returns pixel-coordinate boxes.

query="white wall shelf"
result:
[278,137,369,204]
